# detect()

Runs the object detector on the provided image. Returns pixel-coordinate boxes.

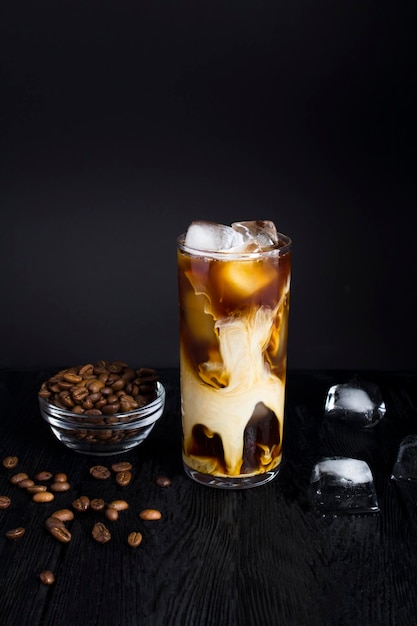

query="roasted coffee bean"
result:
[39,570,55,585]
[83,388,101,402]
[64,372,83,384]
[111,378,126,391]
[127,532,143,548]
[34,471,53,481]
[39,386,51,399]
[155,476,171,488]
[79,363,94,377]
[88,379,105,394]
[115,470,132,487]
[101,402,120,415]
[105,507,119,522]
[90,498,105,512]
[6,527,25,540]
[92,522,111,543]
[119,396,137,412]
[82,398,94,410]
[57,380,73,390]
[50,481,71,492]
[0,496,11,509]
[10,472,29,485]
[2,456,18,469]
[33,491,55,503]
[60,390,75,408]
[53,526,70,542]
[108,499,129,511]
[27,484,48,494]
[51,508,74,522]
[139,509,162,521]
[89,465,111,480]
[72,386,89,402]
[39,361,159,417]
[54,473,68,482]
[45,517,72,543]
[111,461,132,473]
[18,478,35,489]
[72,496,90,511]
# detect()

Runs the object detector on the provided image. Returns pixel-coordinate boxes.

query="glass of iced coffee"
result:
[177,220,291,488]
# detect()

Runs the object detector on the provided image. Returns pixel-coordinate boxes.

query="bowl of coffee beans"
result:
[38,360,165,456]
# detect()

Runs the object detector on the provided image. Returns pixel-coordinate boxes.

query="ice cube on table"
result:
[309,456,379,514]
[391,436,417,527]
[391,435,417,482]
[184,221,245,252]
[231,220,279,250]
[324,381,386,428]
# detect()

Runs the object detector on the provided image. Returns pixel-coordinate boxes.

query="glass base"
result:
[183,464,280,489]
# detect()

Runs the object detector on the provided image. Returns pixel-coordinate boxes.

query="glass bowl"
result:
[39,382,166,456]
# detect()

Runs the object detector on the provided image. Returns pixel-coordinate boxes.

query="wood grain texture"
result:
[0,369,417,625]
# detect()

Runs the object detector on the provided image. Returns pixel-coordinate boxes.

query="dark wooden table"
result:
[1,368,417,626]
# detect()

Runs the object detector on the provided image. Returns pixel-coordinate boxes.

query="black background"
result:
[1,1,415,371]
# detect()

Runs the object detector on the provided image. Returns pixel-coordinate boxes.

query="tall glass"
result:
[177,224,291,489]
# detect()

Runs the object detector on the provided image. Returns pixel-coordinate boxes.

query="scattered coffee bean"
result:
[92,522,111,543]
[111,461,132,473]
[127,531,143,548]
[0,496,11,509]
[108,499,129,511]
[90,498,105,512]
[26,485,48,494]
[45,516,72,543]
[155,476,171,488]
[18,478,35,489]
[6,527,25,540]
[89,465,111,480]
[72,496,90,511]
[50,481,71,492]
[39,570,55,585]
[2,456,18,469]
[10,472,29,485]
[52,509,74,522]
[51,526,72,544]
[33,491,55,503]
[34,471,53,481]
[115,470,132,487]
[54,473,68,483]
[105,508,119,522]
[139,509,162,521]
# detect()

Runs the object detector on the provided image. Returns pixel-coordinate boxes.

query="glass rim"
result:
[177,231,292,260]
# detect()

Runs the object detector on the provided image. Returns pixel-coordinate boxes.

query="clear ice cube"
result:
[231,220,279,250]
[391,435,417,482]
[324,381,386,428]
[185,221,245,252]
[309,456,379,514]
[184,220,279,254]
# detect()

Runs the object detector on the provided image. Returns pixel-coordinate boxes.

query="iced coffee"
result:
[177,220,291,488]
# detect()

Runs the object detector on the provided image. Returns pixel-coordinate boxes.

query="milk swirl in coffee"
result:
[177,220,292,487]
